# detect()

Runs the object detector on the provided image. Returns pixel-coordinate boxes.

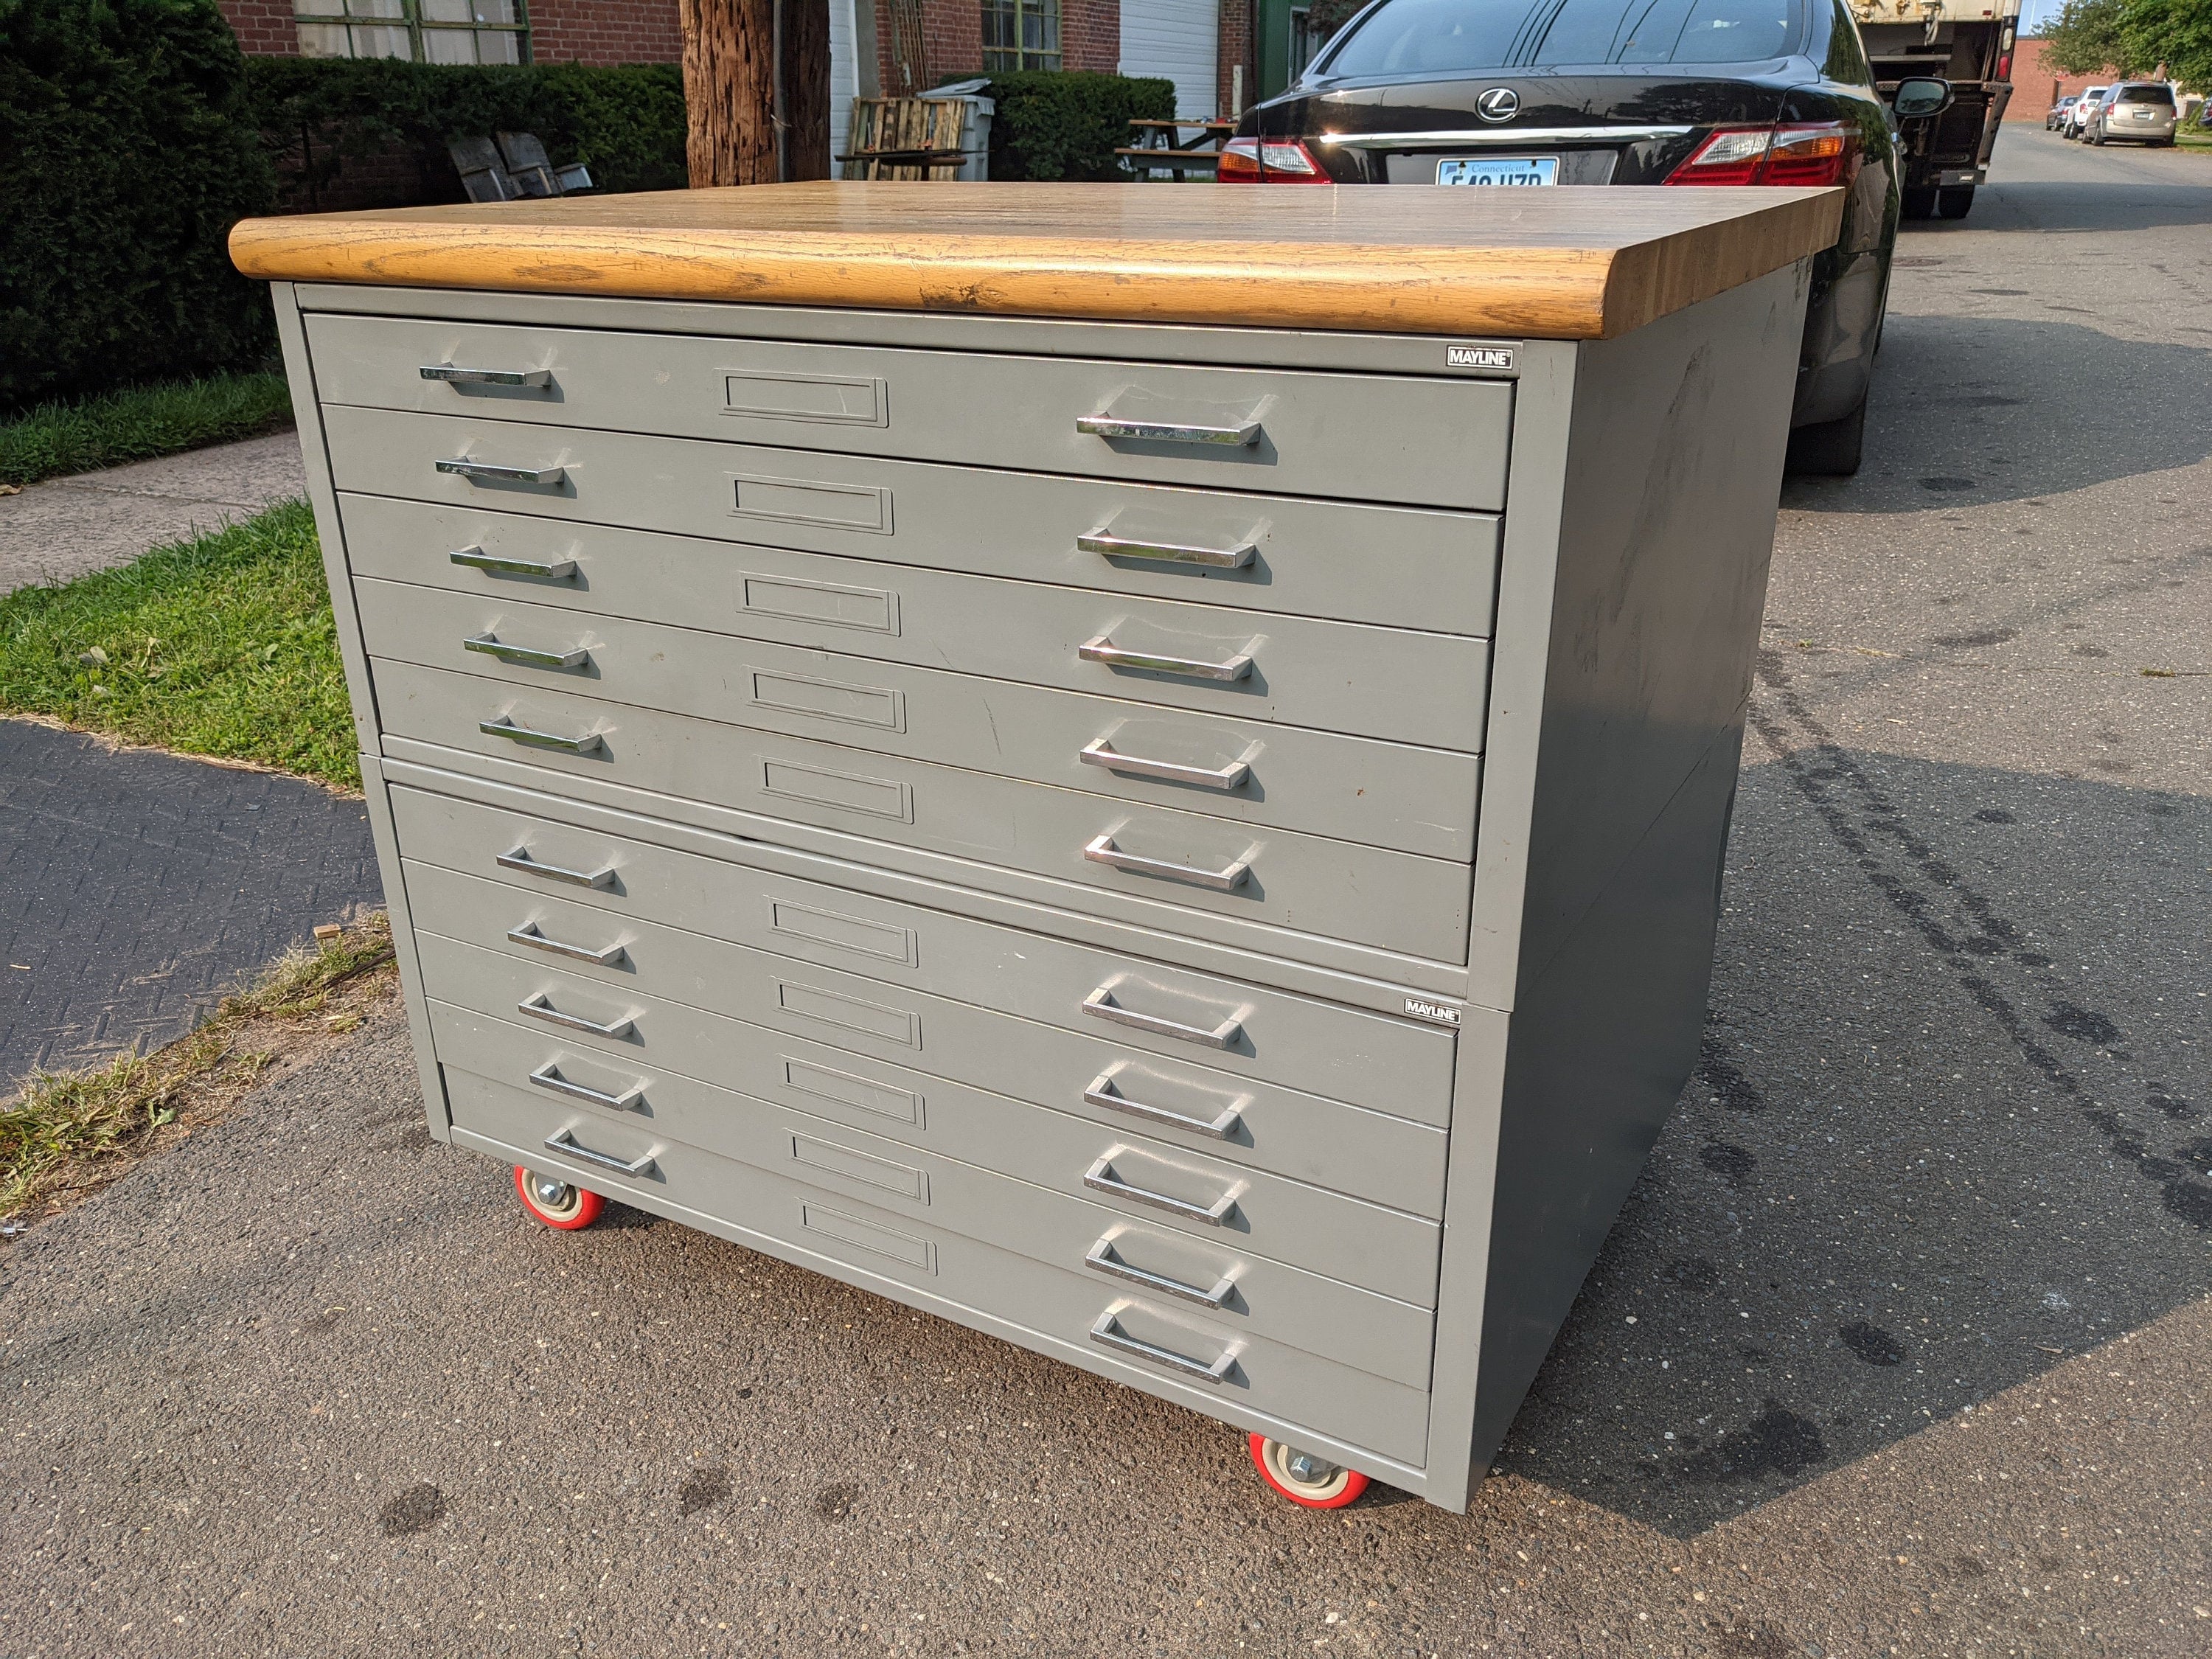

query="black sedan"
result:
[1222,0,1943,476]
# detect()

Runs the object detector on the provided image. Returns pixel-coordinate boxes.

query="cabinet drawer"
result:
[387,784,1458,1125]
[342,497,1491,756]
[334,479,1497,640]
[355,578,1478,858]
[373,658,1474,965]
[432,998,1438,1374]
[447,1068,1430,1465]
[403,868,1449,1221]
[307,312,1512,511]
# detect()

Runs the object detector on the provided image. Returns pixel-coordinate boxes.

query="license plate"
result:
[1436,156,1558,187]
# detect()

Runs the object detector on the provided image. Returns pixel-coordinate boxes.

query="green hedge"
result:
[975,71,1178,181]
[243,58,688,212]
[0,0,276,412]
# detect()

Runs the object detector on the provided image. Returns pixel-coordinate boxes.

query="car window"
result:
[1820,0,1871,86]
[1318,0,1804,77]
[2118,84,2174,105]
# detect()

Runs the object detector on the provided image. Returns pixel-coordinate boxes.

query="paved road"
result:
[2,131,2208,1657]
[0,434,305,599]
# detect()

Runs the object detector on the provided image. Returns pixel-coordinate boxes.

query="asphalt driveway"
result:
[1,129,2207,1657]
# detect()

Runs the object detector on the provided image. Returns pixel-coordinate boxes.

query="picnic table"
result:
[1118,117,1237,180]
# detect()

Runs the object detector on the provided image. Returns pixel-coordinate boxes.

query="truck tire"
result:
[1900,187,1938,220]
[1786,399,1866,478]
[1937,186,1976,220]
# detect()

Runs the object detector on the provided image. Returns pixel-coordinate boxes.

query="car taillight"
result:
[1995,51,2012,80]
[1219,136,1332,183]
[1664,122,1857,187]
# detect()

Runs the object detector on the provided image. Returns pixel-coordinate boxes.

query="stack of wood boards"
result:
[841,98,969,181]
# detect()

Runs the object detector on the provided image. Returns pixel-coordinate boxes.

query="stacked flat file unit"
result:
[234,183,1840,1512]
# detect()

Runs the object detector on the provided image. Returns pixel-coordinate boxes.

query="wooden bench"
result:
[1119,117,1234,181]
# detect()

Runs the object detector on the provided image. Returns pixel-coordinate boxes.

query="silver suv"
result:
[2086,82,2179,147]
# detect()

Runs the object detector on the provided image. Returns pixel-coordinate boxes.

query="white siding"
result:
[1118,0,1220,121]
[829,0,860,175]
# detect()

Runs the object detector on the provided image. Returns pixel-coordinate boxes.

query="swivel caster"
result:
[514,1164,605,1230]
[1248,1433,1368,1509]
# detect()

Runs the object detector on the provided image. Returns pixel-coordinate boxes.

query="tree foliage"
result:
[2041,0,2212,87]
[2119,0,2212,90]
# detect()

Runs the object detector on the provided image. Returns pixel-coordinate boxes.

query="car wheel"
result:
[1899,187,1938,220]
[1786,398,1867,478]
[1936,185,1975,220]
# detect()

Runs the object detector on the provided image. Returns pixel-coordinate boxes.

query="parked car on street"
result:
[2046,94,2076,129]
[1223,0,1938,476]
[2084,80,2178,145]
[2063,86,2108,137]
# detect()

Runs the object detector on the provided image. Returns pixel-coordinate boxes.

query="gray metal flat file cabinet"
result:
[236,181,1842,1511]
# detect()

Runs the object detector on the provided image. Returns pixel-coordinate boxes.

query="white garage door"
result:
[1119,0,1220,120]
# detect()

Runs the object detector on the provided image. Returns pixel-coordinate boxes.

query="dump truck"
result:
[1850,0,2019,219]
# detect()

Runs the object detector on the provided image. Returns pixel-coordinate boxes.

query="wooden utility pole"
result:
[679,0,831,187]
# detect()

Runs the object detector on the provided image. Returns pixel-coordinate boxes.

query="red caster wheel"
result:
[1249,1433,1368,1509]
[514,1165,605,1230]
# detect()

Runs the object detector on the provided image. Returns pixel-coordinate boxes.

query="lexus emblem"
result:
[1476,87,1520,122]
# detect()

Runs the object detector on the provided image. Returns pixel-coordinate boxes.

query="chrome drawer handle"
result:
[497,846,615,889]
[1077,413,1261,448]
[420,362,552,388]
[437,457,566,486]
[1079,738,1251,793]
[1081,984,1244,1049]
[479,714,602,754]
[465,632,589,671]
[1085,1152,1242,1227]
[1089,1307,1239,1382]
[542,1125,657,1176]
[1084,833,1253,892]
[518,993,634,1040]
[1085,1069,1245,1139]
[1085,1238,1237,1309]
[507,921,627,967]
[1079,633,1253,682]
[449,546,577,580]
[1077,530,1255,569]
[529,1060,644,1111]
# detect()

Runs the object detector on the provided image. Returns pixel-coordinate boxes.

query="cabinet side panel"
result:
[1512,262,1805,998]
[271,284,378,757]
[1468,731,1743,1464]
[361,755,451,1138]
[1467,262,1807,1472]
[274,287,448,1135]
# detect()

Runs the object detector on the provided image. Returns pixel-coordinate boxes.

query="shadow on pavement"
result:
[1494,688,2210,1537]
[1785,315,2212,513]
[1910,177,2212,236]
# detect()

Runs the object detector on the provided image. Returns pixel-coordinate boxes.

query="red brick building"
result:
[218,0,1294,171]
[2004,35,2113,120]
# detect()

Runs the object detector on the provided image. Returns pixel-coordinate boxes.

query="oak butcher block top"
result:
[229,181,1841,340]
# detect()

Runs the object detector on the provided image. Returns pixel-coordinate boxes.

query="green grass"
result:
[0,372,294,490]
[0,500,356,788]
[2174,125,2212,153]
[1,914,395,1226]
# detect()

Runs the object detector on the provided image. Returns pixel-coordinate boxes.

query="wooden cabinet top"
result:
[230,181,1842,341]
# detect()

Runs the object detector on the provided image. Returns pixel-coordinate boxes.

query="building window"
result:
[981,0,1061,71]
[294,0,531,65]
